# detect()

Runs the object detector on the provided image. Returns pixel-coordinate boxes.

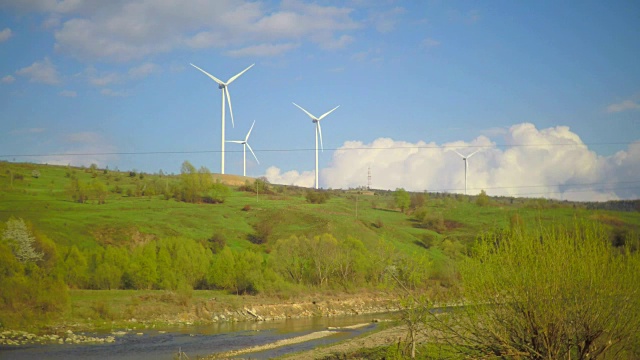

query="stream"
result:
[0,313,393,359]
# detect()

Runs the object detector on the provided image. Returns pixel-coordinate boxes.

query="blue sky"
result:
[1,1,639,200]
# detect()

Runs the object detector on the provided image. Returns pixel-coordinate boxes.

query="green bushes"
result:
[305,190,330,204]
[425,222,640,359]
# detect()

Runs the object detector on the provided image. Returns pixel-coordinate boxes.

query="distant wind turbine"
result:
[190,63,254,174]
[292,102,339,189]
[452,149,480,195]
[226,120,259,177]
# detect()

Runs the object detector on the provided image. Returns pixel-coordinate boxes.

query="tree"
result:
[476,189,489,206]
[394,188,411,213]
[426,223,640,359]
[2,218,43,263]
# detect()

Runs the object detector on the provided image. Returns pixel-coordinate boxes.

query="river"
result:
[0,313,392,359]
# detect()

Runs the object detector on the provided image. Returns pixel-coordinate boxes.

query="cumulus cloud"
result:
[16,57,61,84]
[607,99,640,113]
[265,123,640,201]
[27,0,361,62]
[0,28,12,42]
[265,166,315,188]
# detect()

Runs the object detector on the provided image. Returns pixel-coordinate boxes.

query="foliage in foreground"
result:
[424,222,640,359]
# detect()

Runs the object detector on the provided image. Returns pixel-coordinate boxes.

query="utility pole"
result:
[355,194,358,219]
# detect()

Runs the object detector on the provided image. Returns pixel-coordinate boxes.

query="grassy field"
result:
[1,161,639,257]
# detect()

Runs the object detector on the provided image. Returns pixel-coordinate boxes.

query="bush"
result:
[242,204,251,211]
[207,233,226,254]
[249,221,273,244]
[476,189,489,206]
[426,223,640,358]
[305,190,330,204]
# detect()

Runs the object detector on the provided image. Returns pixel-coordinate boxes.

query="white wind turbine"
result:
[190,63,254,174]
[226,120,259,177]
[292,102,339,189]
[452,149,480,195]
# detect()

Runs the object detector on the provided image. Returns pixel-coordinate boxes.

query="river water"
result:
[0,313,391,360]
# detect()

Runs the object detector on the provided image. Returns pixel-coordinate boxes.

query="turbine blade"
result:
[318,105,340,120]
[226,140,244,144]
[225,86,234,128]
[467,150,480,158]
[245,120,255,142]
[190,63,225,85]
[227,64,254,84]
[317,122,324,152]
[292,102,318,120]
[452,150,465,158]
[246,143,260,164]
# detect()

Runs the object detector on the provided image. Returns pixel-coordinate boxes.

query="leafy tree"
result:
[207,247,236,291]
[61,245,88,288]
[393,188,411,213]
[128,244,157,289]
[270,235,309,284]
[91,179,108,204]
[203,182,230,203]
[233,249,265,294]
[2,218,43,263]
[476,189,489,206]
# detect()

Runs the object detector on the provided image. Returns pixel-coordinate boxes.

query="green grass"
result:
[1,161,639,259]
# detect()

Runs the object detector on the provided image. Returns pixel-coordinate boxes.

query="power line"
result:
[0,141,634,158]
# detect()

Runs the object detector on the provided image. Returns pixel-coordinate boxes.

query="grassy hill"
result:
[1,160,639,255]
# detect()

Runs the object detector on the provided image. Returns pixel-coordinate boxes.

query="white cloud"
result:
[0,28,12,42]
[59,89,77,97]
[16,57,61,84]
[265,166,315,188]
[266,123,639,201]
[226,43,298,57]
[607,99,640,113]
[2,75,15,83]
[42,0,360,62]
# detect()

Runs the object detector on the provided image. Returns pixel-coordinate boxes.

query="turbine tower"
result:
[226,120,259,177]
[453,149,480,195]
[292,102,339,189]
[190,63,254,174]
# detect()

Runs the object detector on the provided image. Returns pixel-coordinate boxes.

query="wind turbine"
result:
[226,120,259,177]
[190,63,254,174]
[292,102,339,189]
[452,149,480,195]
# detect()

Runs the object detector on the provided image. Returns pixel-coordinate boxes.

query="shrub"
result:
[207,233,226,254]
[249,221,273,244]
[242,204,251,211]
[305,190,330,204]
